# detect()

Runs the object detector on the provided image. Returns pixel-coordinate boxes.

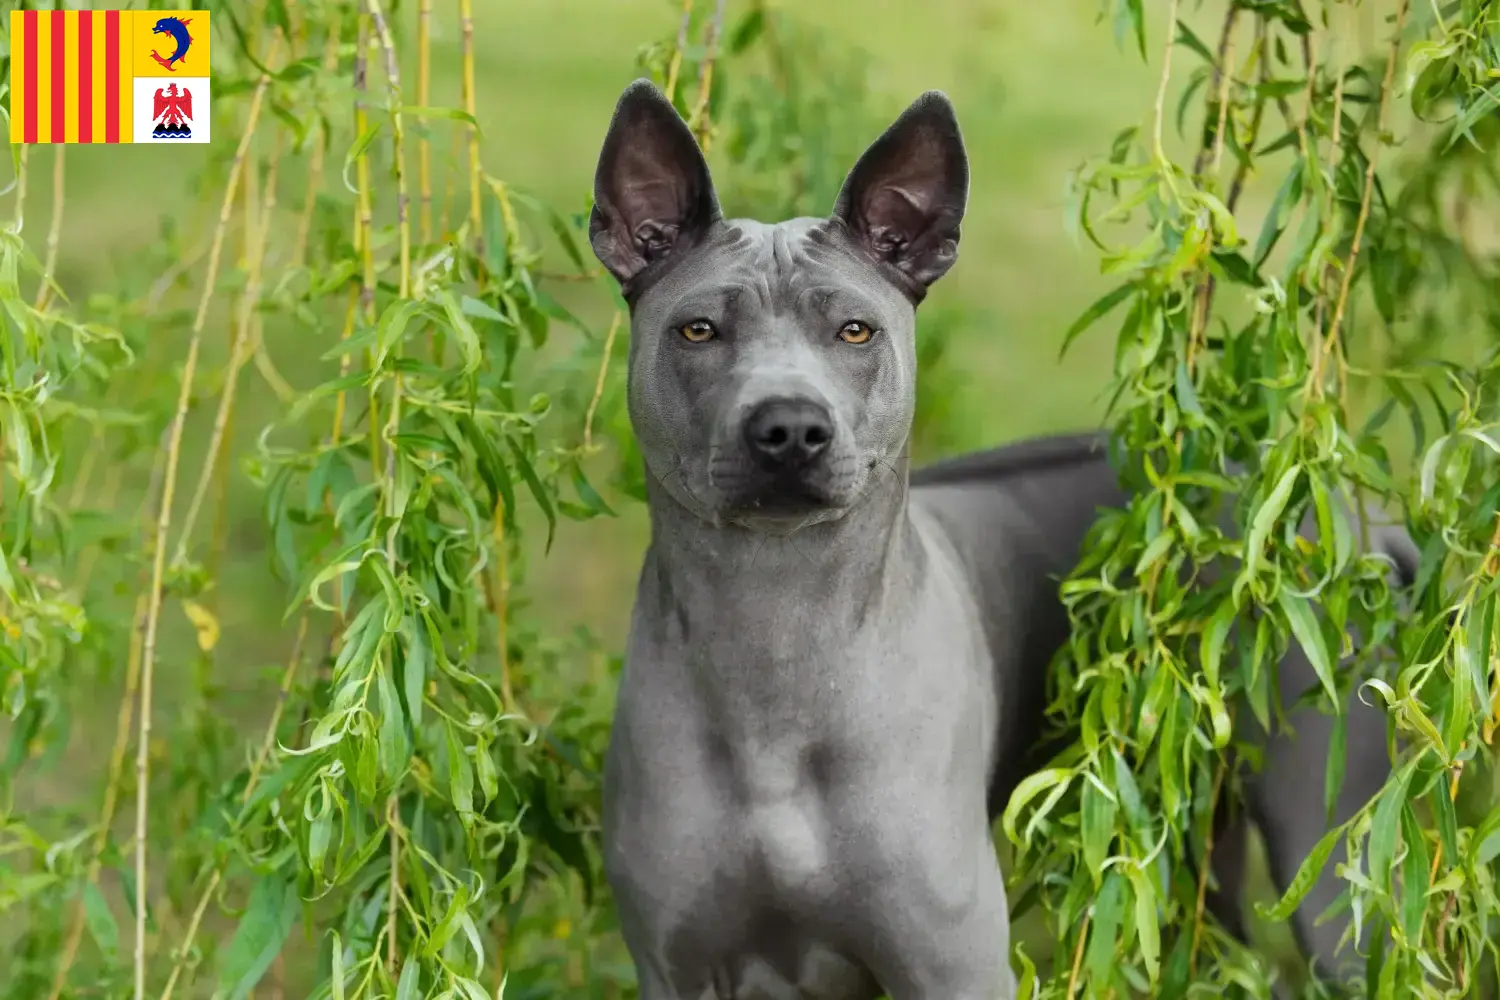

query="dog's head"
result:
[590,80,968,530]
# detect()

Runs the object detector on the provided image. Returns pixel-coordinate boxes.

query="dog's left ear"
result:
[831,91,968,297]
[590,79,720,289]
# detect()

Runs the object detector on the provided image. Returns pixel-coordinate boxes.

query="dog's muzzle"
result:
[718,395,845,514]
[742,397,834,472]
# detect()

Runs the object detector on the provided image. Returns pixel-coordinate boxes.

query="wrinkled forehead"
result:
[634,218,911,327]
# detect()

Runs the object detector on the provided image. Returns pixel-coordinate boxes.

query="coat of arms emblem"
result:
[151,82,194,139]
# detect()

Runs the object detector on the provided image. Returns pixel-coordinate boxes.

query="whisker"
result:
[785,533,816,569]
[746,533,772,573]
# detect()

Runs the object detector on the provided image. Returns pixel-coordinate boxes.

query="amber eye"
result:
[838,321,875,345]
[679,319,716,343]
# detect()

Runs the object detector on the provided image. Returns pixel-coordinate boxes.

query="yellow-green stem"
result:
[33,146,64,310]
[1314,0,1411,398]
[690,0,728,150]
[177,132,285,570]
[664,0,695,104]
[294,15,345,268]
[418,0,433,243]
[460,0,481,249]
[366,1,413,971]
[131,40,281,1000]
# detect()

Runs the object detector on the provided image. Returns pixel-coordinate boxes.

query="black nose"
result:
[743,398,834,469]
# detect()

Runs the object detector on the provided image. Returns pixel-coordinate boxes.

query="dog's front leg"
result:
[850,839,1017,1000]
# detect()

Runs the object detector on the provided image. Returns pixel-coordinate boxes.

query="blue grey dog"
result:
[589,79,1411,1000]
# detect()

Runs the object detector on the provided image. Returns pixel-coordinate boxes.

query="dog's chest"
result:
[607,541,997,997]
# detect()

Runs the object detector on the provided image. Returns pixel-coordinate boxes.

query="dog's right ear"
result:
[589,79,720,288]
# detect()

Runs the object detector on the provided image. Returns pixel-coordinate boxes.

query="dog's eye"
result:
[679,320,716,343]
[838,321,875,345]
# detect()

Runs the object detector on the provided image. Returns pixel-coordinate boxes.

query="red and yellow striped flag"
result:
[9,9,211,145]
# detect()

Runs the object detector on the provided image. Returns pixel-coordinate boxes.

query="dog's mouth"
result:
[724,474,838,517]
[709,455,868,527]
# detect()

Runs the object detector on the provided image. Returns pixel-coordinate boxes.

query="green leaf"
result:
[81,882,120,959]
[1369,762,1416,891]
[727,6,765,54]
[1466,597,1494,714]
[1060,281,1137,359]
[474,734,499,808]
[1253,159,1302,265]
[1013,942,1039,1000]
[1445,81,1500,151]
[399,105,481,131]
[1115,0,1146,60]
[1081,777,1117,882]
[374,298,426,367]
[1199,599,1234,691]
[459,294,507,323]
[1001,768,1073,846]
[1469,801,1500,866]
[331,930,346,1000]
[1174,360,1203,418]
[1086,870,1126,987]
[0,543,17,601]
[446,722,475,817]
[396,956,421,1000]
[1128,865,1160,983]
[440,291,485,375]
[400,617,429,731]
[1160,692,1187,821]
[1244,465,1300,574]
[1276,590,1338,705]
[1399,803,1431,942]
[506,437,557,552]
[1173,19,1214,64]
[1258,822,1345,921]
[1111,747,1153,844]
[542,203,590,274]
[571,464,616,518]
[342,122,385,193]
[1325,708,1346,825]
[308,802,333,879]
[376,659,411,783]
[1432,779,1459,876]
[217,869,300,1000]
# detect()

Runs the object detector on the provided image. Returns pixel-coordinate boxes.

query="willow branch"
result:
[690,0,728,150]
[460,0,481,251]
[1313,0,1412,397]
[664,0,695,104]
[132,39,281,1000]
[33,147,65,311]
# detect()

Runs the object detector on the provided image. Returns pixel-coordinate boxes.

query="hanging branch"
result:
[130,38,281,1000]
[1003,1,1500,995]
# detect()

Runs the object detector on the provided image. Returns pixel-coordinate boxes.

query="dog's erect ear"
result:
[590,79,720,288]
[831,91,968,296]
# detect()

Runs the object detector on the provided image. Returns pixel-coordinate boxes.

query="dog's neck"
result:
[640,454,918,651]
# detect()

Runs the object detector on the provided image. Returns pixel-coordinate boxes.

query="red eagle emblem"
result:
[151,83,195,139]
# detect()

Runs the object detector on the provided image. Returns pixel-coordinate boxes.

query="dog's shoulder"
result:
[910,432,1127,570]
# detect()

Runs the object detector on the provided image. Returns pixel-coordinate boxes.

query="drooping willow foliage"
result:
[2,0,631,994]
[1002,1,1500,997]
